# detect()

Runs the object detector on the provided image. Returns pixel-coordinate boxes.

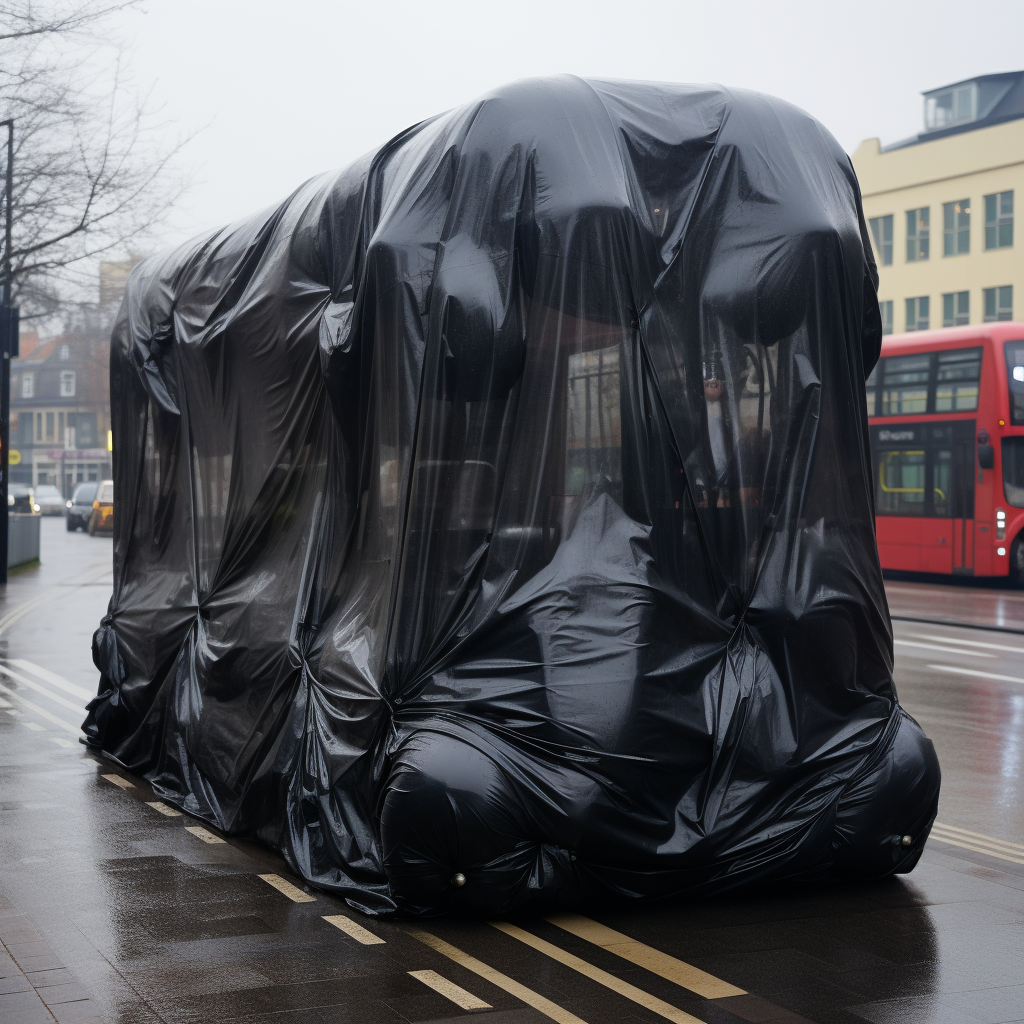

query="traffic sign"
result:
[8,449,19,465]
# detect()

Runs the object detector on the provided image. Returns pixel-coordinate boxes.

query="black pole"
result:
[1,118,14,585]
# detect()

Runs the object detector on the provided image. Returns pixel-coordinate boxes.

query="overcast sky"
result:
[119,0,1024,249]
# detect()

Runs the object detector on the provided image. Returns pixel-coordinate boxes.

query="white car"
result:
[33,484,66,516]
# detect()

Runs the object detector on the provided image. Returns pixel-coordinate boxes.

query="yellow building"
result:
[852,72,1024,335]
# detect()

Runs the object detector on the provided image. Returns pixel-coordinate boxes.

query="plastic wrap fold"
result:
[84,76,940,916]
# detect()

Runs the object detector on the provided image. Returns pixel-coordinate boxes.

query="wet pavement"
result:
[1,519,1024,1024]
[886,578,1024,633]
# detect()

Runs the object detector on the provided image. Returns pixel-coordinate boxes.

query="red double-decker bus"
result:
[868,322,1024,580]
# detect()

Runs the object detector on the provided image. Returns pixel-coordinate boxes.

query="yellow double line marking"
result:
[415,913,748,1024]
[408,969,491,1011]
[546,913,744,999]
[412,930,589,1024]
[323,920,492,1011]
[324,914,385,944]
[186,825,226,845]
[258,873,316,903]
[490,921,707,1024]
[931,821,1024,865]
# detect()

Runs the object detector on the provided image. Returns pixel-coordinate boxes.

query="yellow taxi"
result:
[89,479,114,535]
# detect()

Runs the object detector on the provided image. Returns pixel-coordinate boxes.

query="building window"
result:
[76,413,96,447]
[924,83,977,130]
[943,200,970,255]
[35,412,42,441]
[880,299,893,336]
[869,215,893,266]
[59,370,76,397]
[906,296,930,332]
[942,291,969,327]
[58,344,70,361]
[906,208,930,261]
[984,191,1013,249]
[984,285,1013,322]
[21,372,33,399]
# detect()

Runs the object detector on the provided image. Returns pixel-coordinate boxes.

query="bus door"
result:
[951,425,976,573]
[873,425,952,573]
[930,422,975,574]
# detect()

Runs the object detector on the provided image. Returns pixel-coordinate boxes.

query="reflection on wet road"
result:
[893,614,1024,845]
[1,522,1023,1024]
[887,578,1024,632]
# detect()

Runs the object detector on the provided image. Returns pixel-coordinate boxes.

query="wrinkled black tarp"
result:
[85,76,940,916]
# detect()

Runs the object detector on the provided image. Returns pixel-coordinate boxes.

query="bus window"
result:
[881,354,930,415]
[1002,437,1024,507]
[876,449,926,514]
[1004,340,1024,426]
[934,347,981,412]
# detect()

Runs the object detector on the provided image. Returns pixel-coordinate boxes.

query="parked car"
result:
[34,484,66,516]
[88,479,114,535]
[7,485,37,513]
[66,481,99,531]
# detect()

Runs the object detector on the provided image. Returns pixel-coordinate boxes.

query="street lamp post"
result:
[0,118,15,585]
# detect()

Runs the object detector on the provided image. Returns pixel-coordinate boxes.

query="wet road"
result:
[1,519,1024,1024]
[892,613,1024,846]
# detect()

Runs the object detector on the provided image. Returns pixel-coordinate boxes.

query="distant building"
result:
[10,328,111,493]
[852,71,1024,335]
[7,258,141,493]
[99,258,140,305]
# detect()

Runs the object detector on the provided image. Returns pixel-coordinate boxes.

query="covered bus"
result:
[868,322,1024,579]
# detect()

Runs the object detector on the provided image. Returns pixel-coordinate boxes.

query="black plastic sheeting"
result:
[85,76,941,917]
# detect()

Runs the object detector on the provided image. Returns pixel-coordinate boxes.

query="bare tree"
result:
[0,1,133,41]
[0,1,189,323]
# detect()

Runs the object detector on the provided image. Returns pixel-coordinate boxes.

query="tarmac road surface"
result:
[1,518,1023,1024]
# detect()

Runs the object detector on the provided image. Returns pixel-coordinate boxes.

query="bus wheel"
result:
[1011,537,1024,586]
